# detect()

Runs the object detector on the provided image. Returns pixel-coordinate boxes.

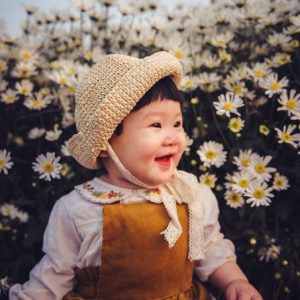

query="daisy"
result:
[267,53,292,68]
[197,141,227,168]
[201,52,221,69]
[213,92,244,117]
[199,172,217,188]
[267,32,292,48]
[259,73,289,98]
[218,49,232,63]
[1,89,18,105]
[259,124,270,136]
[185,134,194,153]
[275,125,300,148]
[47,70,72,86]
[224,189,245,209]
[15,80,34,96]
[245,181,274,207]
[180,75,198,91]
[45,126,62,142]
[32,152,62,181]
[24,92,52,110]
[224,81,248,96]
[233,149,254,170]
[272,173,289,191]
[198,72,221,92]
[1,204,29,223]
[1,203,17,218]
[18,46,40,62]
[0,276,9,295]
[231,170,255,193]
[277,89,300,116]
[61,141,71,156]
[12,61,38,78]
[28,127,46,139]
[258,244,281,262]
[0,149,14,175]
[211,31,234,48]
[228,117,245,133]
[249,154,276,182]
[248,62,270,82]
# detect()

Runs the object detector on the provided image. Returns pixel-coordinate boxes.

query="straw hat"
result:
[67,51,183,169]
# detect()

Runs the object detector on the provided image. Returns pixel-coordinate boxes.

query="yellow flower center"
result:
[43,162,54,173]
[278,54,290,64]
[204,177,214,186]
[230,193,240,202]
[215,39,226,48]
[20,87,29,95]
[0,159,6,167]
[223,102,234,111]
[174,49,183,59]
[4,95,15,104]
[290,40,299,48]
[259,125,270,135]
[0,64,6,72]
[254,69,264,78]
[253,188,265,199]
[59,77,68,85]
[184,80,193,88]
[281,133,292,142]
[32,99,43,108]
[241,158,250,167]
[233,84,242,94]
[21,51,31,60]
[239,179,249,188]
[255,164,265,174]
[205,150,217,160]
[286,99,297,110]
[271,82,280,90]
[229,119,243,132]
[274,179,283,188]
[84,51,93,60]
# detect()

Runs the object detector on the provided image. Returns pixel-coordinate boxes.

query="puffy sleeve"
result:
[194,184,236,282]
[9,197,82,300]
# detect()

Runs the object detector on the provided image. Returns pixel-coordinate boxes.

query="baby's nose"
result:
[163,129,179,145]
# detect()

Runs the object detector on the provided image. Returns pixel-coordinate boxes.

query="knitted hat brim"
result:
[68,51,183,169]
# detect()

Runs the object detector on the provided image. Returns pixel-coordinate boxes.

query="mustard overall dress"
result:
[63,202,211,300]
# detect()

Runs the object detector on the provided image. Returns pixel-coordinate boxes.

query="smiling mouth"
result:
[155,155,173,166]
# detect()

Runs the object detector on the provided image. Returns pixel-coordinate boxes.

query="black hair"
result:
[114,76,184,135]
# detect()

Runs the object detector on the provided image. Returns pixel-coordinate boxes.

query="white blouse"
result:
[9,173,236,300]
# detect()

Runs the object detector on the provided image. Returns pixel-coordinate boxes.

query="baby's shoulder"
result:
[176,170,210,193]
[55,181,102,220]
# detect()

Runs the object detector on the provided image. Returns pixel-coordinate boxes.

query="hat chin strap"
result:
[107,144,154,189]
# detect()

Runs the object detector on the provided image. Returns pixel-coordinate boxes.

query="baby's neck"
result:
[99,173,143,190]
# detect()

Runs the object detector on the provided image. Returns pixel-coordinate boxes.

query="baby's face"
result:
[107,99,186,188]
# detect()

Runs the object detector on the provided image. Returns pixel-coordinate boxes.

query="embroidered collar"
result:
[75,177,161,204]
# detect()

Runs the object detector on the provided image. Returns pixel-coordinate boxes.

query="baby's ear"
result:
[99,150,109,158]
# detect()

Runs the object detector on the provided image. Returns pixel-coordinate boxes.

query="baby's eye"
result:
[151,123,161,128]
[174,121,182,128]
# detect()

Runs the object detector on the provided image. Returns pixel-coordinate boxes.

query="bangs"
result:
[132,76,184,111]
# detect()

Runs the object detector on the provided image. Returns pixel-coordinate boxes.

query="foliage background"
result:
[0,0,300,299]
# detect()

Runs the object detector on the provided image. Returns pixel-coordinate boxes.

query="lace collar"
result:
[75,177,161,204]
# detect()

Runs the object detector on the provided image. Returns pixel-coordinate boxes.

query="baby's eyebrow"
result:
[142,111,182,119]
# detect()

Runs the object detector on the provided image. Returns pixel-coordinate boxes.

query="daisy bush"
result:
[0,0,300,298]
